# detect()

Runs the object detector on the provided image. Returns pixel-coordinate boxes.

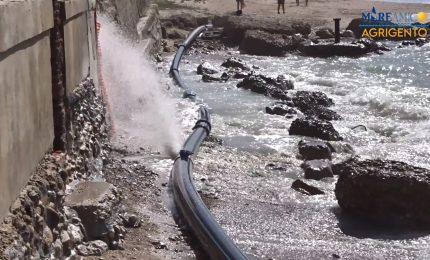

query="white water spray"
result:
[99,16,182,158]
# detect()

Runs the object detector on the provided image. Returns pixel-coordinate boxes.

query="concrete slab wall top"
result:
[0,0,53,52]
[64,12,90,93]
[0,32,54,218]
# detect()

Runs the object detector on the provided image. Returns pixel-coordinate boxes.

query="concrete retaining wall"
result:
[0,0,98,219]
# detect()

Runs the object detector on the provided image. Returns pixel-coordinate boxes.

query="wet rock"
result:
[237,74,293,100]
[77,240,108,256]
[202,72,229,83]
[302,159,334,180]
[291,179,325,195]
[315,28,334,39]
[304,106,342,121]
[289,118,343,141]
[335,159,430,227]
[239,30,299,56]
[298,140,332,160]
[197,62,218,75]
[292,91,334,109]
[65,182,119,242]
[221,57,251,71]
[416,38,429,47]
[265,102,297,117]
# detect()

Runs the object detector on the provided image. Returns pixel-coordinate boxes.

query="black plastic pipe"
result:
[172,108,247,260]
[170,25,208,93]
[170,25,248,259]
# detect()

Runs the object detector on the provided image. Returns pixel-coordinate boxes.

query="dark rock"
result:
[221,57,251,71]
[237,74,293,100]
[239,30,299,56]
[45,207,60,229]
[292,91,334,109]
[315,28,334,39]
[304,106,342,121]
[223,15,311,44]
[335,159,430,227]
[302,159,334,180]
[416,38,429,47]
[298,140,332,160]
[356,38,390,52]
[202,72,229,83]
[197,62,218,75]
[291,179,325,195]
[289,118,343,141]
[266,102,297,117]
[122,214,141,228]
[290,91,340,120]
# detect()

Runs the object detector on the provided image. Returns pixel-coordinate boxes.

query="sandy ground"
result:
[173,0,429,28]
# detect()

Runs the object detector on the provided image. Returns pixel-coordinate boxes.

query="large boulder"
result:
[237,74,294,100]
[335,159,430,227]
[65,182,119,243]
[290,91,341,121]
[302,159,334,180]
[292,91,334,109]
[223,15,311,44]
[298,140,332,160]
[239,30,300,56]
[289,117,343,141]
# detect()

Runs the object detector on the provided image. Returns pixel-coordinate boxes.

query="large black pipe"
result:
[170,25,248,259]
[170,26,208,92]
[172,107,247,260]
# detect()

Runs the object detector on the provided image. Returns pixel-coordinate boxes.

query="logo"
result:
[360,7,429,38]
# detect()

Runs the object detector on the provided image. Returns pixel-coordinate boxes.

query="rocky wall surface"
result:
[0,78,110,259]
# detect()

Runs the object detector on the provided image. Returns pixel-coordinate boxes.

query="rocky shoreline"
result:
[160,8,430,253]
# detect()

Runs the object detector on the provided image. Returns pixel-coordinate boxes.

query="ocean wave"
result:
[348,88,430,120]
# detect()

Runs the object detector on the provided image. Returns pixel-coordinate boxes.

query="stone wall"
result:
[0,0,98,220]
